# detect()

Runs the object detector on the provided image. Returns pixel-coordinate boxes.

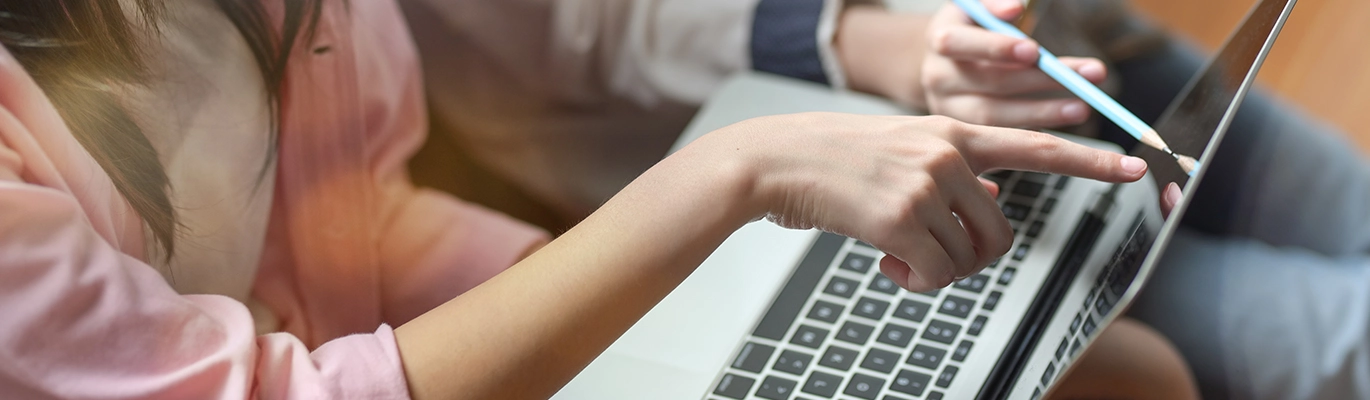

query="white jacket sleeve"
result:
[396,0,872,218]
[399,0,866,107]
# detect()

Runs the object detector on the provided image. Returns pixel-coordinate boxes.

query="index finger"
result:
[955,124,1149,183]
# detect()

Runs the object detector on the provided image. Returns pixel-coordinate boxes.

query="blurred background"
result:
[1130,0,1369,153]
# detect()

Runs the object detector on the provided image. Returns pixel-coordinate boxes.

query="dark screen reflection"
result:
[1134,0,1294,193]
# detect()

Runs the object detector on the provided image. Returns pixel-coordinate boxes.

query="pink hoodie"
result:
[0,1,547,398]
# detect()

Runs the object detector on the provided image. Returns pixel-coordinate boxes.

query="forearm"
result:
[393,139,760,399]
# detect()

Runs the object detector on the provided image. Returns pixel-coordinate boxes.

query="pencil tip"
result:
[1175,154,1199,175]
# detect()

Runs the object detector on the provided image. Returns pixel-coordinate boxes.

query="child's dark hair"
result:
[0,0,322,259]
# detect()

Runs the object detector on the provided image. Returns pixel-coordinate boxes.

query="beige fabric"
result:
[400,0,859,219]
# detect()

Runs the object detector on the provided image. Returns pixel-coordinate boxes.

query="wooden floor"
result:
[1129,0,1370,153]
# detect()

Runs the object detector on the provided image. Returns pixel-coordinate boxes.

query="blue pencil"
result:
[952,0,1198,175]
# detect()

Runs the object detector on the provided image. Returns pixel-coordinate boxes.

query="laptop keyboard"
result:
[711,171,1070,400]
[1028,211,1152,400]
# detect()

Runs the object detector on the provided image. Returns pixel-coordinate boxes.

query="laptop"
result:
[553,0,1296,398]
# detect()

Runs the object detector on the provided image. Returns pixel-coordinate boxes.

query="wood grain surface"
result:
[1129,0,1370,153]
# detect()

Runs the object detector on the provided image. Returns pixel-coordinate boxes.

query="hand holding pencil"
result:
[932,0,1198,175]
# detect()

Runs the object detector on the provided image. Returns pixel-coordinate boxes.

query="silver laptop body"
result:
[554,0,1295,398]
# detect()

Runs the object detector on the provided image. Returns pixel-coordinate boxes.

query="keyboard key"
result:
[824,277,860,299]
[819,345,860,371]
[791,325,829,349]
[757,375,799,400]
[877,323,917,348]
[983,291,1002,311]
[985,170,1014,185]
[1069,314,1082,333]
[1070,339,1084,358]
[836,321,875,345]
[952,274,989,294]
[923,320,961,344]
[731,342,775,373]
[951,340,974,362]
[852,297,891,320]
[928,391,945,400]
[1012,244,1031,260]
[889,369,932,397]
[855,240,876,249]
[1020,172,1049,183]
[1041,362,1057,386]
[1012,181,1044,198]
[802,370,843,398]
[937,364,959,386]
[914,288,941,298]
[713,373,755,399]
[893,299,931,323]
[938,295,976,319]
[1082,316,1097,337]
[861,348,901,374]
[1055,337,1069,361]
[807,300,844,324]
[935,366,959,388]
[906,345,947,370]
[1041,198,1058,214]
[1026,220,1045,238]
[843,373,885,400]
[1095,291,1115,315]
[868,274,901,295]
[1032,388,1043,400]
[1054,176,1070,190]
[774,349,813,376]
[998,268,1017,286]
[1002,203,1031,221]
[884,395,912,400]
[840,253,877,274]
[967,315,988,336]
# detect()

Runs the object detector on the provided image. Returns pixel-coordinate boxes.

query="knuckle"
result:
[923,67,954,93]
[921,114,962,133]
[931,29,955,55]
[924,142,966,173]
[990,39,1014,60]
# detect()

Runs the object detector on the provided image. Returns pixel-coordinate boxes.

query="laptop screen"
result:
[980,0,1297,398]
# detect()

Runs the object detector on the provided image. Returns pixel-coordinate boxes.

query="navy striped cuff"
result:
[751,0,831,85]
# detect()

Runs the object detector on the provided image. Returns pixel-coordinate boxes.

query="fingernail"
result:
[1121,156,1147,175]
[1061,102,1088,122]
[1078,62,1104,80]
[1165,182,1182,206]
[989,0,1022,14]
[1013,41,1038,62]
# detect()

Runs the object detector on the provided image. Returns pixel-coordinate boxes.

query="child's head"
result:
[0,0,320,259]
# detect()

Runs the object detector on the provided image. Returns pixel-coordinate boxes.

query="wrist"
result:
[649,129,769,230]
[833,7,933,109]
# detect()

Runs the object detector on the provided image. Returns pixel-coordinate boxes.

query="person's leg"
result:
[1131,229,1370,399]
[1049,318,1200,400]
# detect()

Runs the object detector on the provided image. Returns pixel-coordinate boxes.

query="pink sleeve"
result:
[0,181,410,399]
